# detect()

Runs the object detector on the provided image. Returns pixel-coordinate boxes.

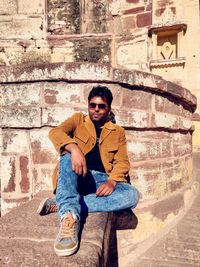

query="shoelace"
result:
[49,204,57,213]
[60,215,77,238]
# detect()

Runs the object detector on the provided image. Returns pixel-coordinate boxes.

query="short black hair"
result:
[88,86,113,106]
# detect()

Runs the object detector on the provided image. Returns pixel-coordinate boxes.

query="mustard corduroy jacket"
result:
[49,112,130,191]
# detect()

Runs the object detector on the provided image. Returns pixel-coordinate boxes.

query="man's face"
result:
[88,96,111,125]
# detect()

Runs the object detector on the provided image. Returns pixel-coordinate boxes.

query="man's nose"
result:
[95,105,99,111]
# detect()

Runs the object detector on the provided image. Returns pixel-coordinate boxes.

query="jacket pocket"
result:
[107,142,119,152]
[74,127,89,144]
[107,142,119,162]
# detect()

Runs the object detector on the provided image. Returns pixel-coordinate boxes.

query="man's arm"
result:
[96,127,130,197]
[108,127,130,181]
[49,113,87,177]
[64,143,87,177]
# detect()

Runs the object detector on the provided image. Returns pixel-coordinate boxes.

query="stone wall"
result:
[0,1,199,152]
[0,0,152,70]
[0,63,196,218]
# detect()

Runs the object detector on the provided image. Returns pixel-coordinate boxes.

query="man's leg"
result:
[37,169,139,215]
[80,170,140,213]
[56,153,81,219]
[54,153,80,257]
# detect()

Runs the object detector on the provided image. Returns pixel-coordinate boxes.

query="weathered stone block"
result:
[43,82,82,105]
[0,17,43,39]
[126,0,140,3]
[123,6,145,15]
[1,197,29,216]
[42,106,76,126]
[108,15,123,35]
[82,0,108,33]
[117,38,148,67]
[179,117,193,130]
[74,38,111,63]
[64,63,112,82]
[155,94,181,115]
[33,167,54,193]
[122,89,152,110]
[20,49,51,65]
[173,133,192,157]
[30,129,58,164]
[131,162,167,199]
[1,155,16,193]
[166,81,185,100]
[1,108,41,128]
[161,139,173,158]
[126,130,173,161]
[47,0,81,34]
[146,2,152,11]
[18,0,44,14]
[180,106,192,119]
[184,88,197,111]
[1,83,41,106]
[114,109,149,128]
[127,140,148,161]
[0,0,17,15]
[152,112,179,129]
[136,12,152,27]
[51,47,74,63]
[0,46,24,66]
[113,68,135,85]
[19,156,30,193]
[2,130,29,153]
[121,16,136,34]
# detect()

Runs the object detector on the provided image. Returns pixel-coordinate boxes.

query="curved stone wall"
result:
[0,63,197,241]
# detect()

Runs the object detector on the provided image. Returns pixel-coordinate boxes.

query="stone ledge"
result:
[0,62,197,111]
[0,191,113,267]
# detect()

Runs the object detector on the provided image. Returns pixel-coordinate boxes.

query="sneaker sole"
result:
[36,198,48,215]
[54,243,79,256]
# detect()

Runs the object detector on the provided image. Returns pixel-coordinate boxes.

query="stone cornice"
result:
[150,58,186,69]
[148,21,187,36]
[0,62,196,111]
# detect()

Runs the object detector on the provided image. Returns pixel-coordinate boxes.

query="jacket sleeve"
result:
[108,127,130,182]
[48,112,82,154]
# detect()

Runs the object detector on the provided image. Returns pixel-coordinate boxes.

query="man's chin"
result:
[91,115,101,121]
[92,117,101,122]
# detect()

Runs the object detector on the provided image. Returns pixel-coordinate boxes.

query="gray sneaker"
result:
[37,198,57,216]
[54,213,80,256]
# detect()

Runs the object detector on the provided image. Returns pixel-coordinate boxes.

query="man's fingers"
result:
[96,185,104,196]
[83,165,87,177]
[96,184,113,197]
[96,180,116,197]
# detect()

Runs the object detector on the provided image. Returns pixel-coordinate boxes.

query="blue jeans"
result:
[56,153,140,220]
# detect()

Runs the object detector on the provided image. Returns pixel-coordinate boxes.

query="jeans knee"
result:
[129,186,140,208]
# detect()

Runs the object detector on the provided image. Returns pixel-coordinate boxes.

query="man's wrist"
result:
[108,179,117,186]
[64,143,79,153]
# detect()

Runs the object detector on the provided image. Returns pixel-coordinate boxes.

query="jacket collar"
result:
[84,115,116,142]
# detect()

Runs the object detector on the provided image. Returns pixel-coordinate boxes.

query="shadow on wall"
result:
[108,209,138,267]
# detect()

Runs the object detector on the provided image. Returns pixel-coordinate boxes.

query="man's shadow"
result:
[107,209,138,267]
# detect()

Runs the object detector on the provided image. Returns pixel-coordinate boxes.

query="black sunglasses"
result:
[89,102,108,110]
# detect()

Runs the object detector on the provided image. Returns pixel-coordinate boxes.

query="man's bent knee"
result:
[123,184,140,209]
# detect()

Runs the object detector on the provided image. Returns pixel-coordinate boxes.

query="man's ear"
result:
[107,110,116,123]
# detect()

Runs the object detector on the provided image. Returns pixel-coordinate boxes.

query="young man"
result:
[40,86,139,256]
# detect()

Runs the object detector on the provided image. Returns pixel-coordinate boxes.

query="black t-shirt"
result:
[85,127,106,173]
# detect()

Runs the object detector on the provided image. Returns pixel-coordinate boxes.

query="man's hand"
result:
[65,143,87,176]
[96,179,117,197]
